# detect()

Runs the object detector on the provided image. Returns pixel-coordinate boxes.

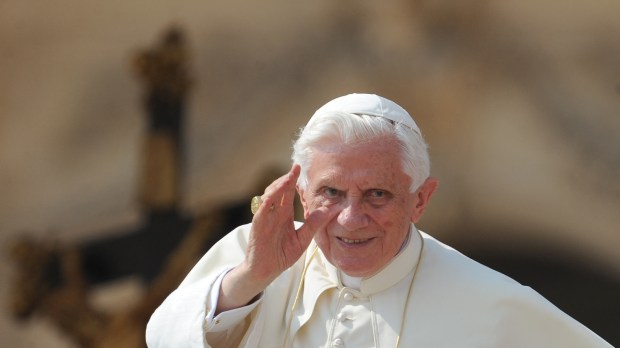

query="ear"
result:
[296,185,311,219]
[410,177,439,223]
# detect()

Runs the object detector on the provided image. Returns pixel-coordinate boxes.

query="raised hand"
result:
[216,164,333,313]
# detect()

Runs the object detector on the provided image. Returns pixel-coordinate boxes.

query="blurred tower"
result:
[133,27,190,219]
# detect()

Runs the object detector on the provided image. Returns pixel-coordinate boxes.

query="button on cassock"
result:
[333,338,344,346]
[343,292,354,301]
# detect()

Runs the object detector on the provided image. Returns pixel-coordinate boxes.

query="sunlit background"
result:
[1,1,619,347]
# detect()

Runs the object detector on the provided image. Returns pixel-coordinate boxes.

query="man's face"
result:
[299,136,427,278]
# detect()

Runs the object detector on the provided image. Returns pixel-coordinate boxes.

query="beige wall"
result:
[1,1,619,346]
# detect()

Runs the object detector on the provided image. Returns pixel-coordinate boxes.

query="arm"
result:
[146,165,334,347]
[216,165,333,314]
[145,225,251,348]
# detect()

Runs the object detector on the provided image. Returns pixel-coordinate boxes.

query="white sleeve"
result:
[205,268,263,333]
[146,224,257,348]
[145,273,219,348]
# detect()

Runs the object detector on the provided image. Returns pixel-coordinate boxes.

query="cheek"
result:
[309,197,343,215]
[371,206,412,242]
[370,206,403,228]
[381,219,394,229]
[391,196,416,223]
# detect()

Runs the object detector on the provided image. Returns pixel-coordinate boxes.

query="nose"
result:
[336,200,369,231]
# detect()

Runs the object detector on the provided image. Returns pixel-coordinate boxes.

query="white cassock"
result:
[145,223,612,348]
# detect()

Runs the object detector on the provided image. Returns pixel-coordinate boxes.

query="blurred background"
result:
[1,0,618,347]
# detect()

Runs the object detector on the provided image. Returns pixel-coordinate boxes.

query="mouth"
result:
[337,237,374,245]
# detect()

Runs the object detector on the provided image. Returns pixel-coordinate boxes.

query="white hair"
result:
[292,111,430,192]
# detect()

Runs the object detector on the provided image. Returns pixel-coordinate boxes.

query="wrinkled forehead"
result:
[305,139,413,191]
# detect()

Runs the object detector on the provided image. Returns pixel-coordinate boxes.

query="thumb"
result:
[296,207,336,247]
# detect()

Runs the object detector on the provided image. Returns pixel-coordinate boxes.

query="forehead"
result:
[306,137,411,189]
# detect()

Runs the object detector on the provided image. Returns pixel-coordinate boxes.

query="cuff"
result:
[204,268,264,332]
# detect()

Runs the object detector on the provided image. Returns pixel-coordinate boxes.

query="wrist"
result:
[216,263,270,313]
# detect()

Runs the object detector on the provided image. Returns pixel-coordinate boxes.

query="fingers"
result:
[295,206,337,247]
[255,165,300,216]
[279,165,300,209]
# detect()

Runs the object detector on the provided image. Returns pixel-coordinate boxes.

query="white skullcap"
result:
[309,93,420,134]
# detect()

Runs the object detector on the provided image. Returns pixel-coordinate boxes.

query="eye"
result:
[369,190,385,198]
[323,187,340,198]
[365,189,392,205]
[312,186,343,206]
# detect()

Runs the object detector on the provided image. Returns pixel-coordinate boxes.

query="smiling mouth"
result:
[338,237,372,244]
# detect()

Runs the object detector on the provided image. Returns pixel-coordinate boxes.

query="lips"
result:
[338,237,372,244]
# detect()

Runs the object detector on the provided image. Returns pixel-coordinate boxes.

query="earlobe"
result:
[411,177,439,223]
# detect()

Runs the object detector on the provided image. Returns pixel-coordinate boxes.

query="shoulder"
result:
[419,232,521,291]
[414,232,611,347]
[416,231,546,314]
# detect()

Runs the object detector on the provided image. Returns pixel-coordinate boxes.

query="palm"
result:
[244,165,330,284]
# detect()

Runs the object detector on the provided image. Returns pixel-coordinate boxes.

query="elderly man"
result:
[146,94,611,347]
